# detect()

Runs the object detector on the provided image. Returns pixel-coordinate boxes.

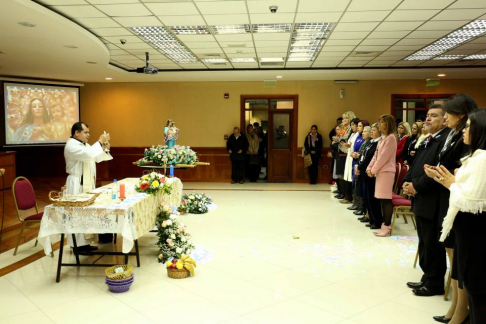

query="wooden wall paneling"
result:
[0,152,16,189]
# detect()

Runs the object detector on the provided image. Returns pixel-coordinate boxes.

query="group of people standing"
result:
[226,124,267,184]
[312,94,485,323]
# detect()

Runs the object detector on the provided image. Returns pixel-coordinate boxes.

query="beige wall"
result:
[80,79,486,147]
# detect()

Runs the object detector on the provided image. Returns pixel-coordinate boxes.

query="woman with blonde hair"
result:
[366,114,397,237]
[396,121,411,164]
[334,110,357,199]
[402,122,422,166]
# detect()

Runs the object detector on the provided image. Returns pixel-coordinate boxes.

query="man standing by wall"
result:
[227,127,249,184]
[402,104,450,296]
[64,122,112,251]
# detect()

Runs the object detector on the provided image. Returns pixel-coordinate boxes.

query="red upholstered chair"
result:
[11,177,45,256]
[390,166,417,236]
[393,163,402,193]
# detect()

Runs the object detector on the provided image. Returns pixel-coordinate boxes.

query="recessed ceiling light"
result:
[63,45,78,49]
[229,58,256,63]
[438,74,446,77]
[201,58,228,63]
[433,55,465,60]
[260,57,285,62]
[464,54,486,59]
[86,61,97,64]
[287,57,313,62]
[209,25,250,34]
[105,77,113,80]
[294,23,334,32]
[276,75,283,79]
[18,22,36,27]
[128,26,169,35]
[252,23,291,33]
[170,26,210,35]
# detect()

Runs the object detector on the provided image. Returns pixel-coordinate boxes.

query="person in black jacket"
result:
[402,122,422,166]
[423,94,477,324]
[226,127,249,184]
[402,104,451,297]
[304,125,323,184]
[357,123,382,229]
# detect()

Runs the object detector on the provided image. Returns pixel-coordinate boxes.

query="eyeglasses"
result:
[464,124,470,129]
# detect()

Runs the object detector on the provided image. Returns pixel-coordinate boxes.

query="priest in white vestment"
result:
[64,122,112,250]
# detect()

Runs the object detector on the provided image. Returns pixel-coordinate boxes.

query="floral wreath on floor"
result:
[138,145,199,166]
[135,170,172,196]
[156,204,195,264]
[179,192,213,214]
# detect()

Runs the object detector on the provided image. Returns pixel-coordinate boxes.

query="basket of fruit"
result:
[166,255,196,279]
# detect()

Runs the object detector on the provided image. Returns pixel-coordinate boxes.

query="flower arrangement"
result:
[135,170,172,196]
[156,204,195,263]
[180,192,213,214]
[139,145,199,166]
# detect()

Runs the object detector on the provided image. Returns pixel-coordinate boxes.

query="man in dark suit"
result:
[402,104,451,297]
[226,127,249,184]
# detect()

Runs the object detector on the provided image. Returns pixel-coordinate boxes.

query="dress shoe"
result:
[360,218,369,223]
[332,190,339,194]
[231,180,236,184]
[370,224,381,229]
[339,199,352,204]
[365,224,371,227]
[354,210,365,215]
[347,204,358,210]
[407,282,424,289]
[357,216,367,221]
[335,194,345,199]
[413,287,445,297]
[374,224,392,237]
[432,315,451,323]
[239,181,245,184]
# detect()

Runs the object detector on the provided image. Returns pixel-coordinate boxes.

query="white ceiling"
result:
[0,0,485,82]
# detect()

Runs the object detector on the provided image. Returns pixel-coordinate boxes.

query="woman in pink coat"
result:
[366,115,397,237]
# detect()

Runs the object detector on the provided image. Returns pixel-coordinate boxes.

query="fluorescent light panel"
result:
[170,26,210,35]
[464,54,486,59]
[292,32,328,40]
[260,57,285,62]
[209,25,250,34]
[229,58,256,63]
[202,58,228,63]
[128,26,168,35]
[252,24,291,33]
[433,55,465,60]
[405,19,486,61]
[294,23,334,32]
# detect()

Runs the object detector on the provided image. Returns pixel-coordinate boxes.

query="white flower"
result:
[166,219,172,226]
[186,249,191,254]
[176,247,182,253]
[189,195,195,200]
[163,205,170,212]
[199,208,202,211]
[170,234,176,239]
[170,214,177,220]
[187,240,192,245]
[181,237,187,242]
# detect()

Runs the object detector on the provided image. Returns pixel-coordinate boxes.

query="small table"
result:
[38,177,183,282]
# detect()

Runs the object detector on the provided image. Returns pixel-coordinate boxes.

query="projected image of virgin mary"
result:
[14,98,50,142]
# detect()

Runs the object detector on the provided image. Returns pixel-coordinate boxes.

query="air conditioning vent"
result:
[210,63,227,66]
[349,51,381,57]
[260,62,284,66]
[227,43,246,48]
[204,54,222,57]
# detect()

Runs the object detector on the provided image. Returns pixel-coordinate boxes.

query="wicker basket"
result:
[49,192,100,207]
[105,264,133,280]
[167,267,190,279]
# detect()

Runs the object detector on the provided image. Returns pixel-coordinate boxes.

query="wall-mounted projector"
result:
[136,52,158,75]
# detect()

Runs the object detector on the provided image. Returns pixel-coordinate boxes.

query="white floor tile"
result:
[0,310,54,324]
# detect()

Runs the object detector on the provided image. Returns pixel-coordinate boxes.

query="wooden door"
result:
[267,111,293,182]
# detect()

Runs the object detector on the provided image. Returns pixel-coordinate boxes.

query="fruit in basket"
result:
[176,261,183,270]
[166,261,173,268]
[180,254,197,276]
[170,262,177,269]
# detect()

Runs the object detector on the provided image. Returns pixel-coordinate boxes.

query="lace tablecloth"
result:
[38,177,183,255]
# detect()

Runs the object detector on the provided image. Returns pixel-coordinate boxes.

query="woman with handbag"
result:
[304,125,323,184]
[245,124,260,182]
[433,108,486,324]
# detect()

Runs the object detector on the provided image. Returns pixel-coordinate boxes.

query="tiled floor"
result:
[0,183,450,324]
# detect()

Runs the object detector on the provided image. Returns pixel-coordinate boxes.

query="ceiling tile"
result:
[417,20,470,31]
[365,62,394,66]
[51,5,105,18]
[419,60,449,66]
[158,15,206,25]
[257,52,286,57]
[341,11,391,23]
[286,62,313,67]
[406,30,450,38]
[177,35,215,42]
[248,0,298,13]
[102,35,144,43]
[145,3,199,16]
[181,64,208,69]
[250,13,295,24]
[344,57,372,61]
[387,44,426,50]
[395,38,435,45]
[112,16,162,27]
[375,21,424,31]
[354,45,389,51]
[347,0,401,11]
[225,53,257,58]
[360,39,398,45]
[184,42,220,48]
[219,41,254,48]
[320,45,357,51]
[87,0,139,4]
[204,14,249,25]
[133,50,165,57]
[74,17,120,28]
[295,12,342,23]
[192,48,225,54]
[207,64,232,69]
[257,47,288,53]
[252,33,291,41]
[231,63,259,68]
[298,0,349,12]
[469,37,486,44]
[455,43,486,50]
[371,57,402,62]
[223,48,256,54]
[449,0,486,9]
[339,62,367,67]
[397,0,455,10]
[325,39,362,46]
[367,31,410,38]
[109,49,127,55]
[38,0,87,4]
[215,34,253,42]
[333,22,380,32]
[255,40,289,47]
[95,4,152,16]
[386,9,440,21]
[89,27,134,36]
[317,51,351,57]
[107,55,139,60]
[105,43,120,49]
[379,50,415,56]
[195,1,247,14]
[312,62,340,67]
[328,32,370,40]
[432,9,486,20]
[393,61,421,66]
[117,43,154,50]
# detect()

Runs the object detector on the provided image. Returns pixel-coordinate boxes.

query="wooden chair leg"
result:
[34,239,38,247]
[402,212,408,224]
[444,269,452,301]
[13,222,26,256]
[390,206,398,236]
[411,215,417,230]
[413,246,419,268]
